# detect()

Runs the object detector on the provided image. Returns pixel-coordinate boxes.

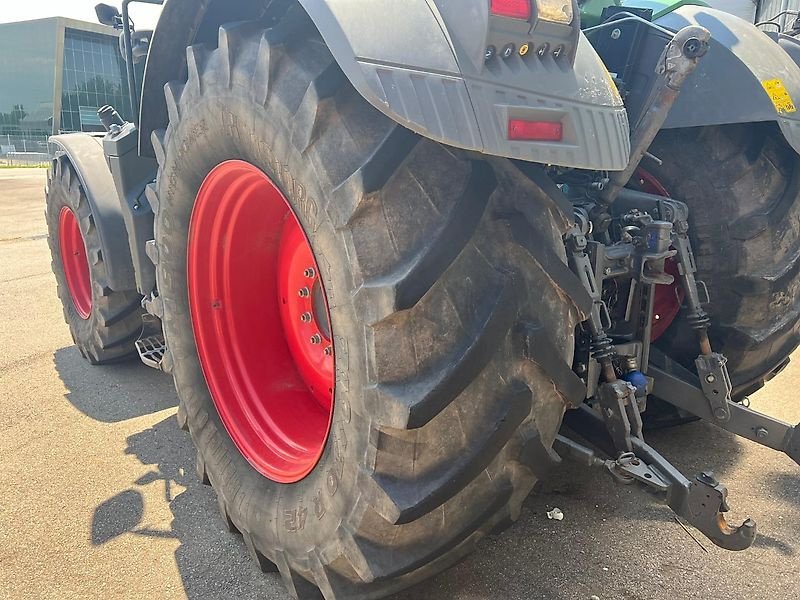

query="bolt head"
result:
[301,312,312,323]
[713,408,728,420]
[324,346,333,356]
[310,334,322,345]
[756,427,769,440]
[611,28,622,40]
[705,374,716,384]
[683,37,709,59]
[298,287,310,298]
[304,267,316,278]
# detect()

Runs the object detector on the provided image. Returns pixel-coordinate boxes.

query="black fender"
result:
[653,6,800,153]
[138,0,630,171]
[50,133,138,292]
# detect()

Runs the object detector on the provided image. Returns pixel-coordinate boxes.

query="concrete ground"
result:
[1,167,798,600]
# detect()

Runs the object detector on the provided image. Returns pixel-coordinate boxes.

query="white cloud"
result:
[0,0,162,29]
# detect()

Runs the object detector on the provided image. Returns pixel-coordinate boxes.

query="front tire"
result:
[150,13,581,600]
[46,156,143,364]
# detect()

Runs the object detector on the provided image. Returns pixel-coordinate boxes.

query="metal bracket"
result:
[597,380,643,453]
[651,348,800,467]
[607,452,669,490]
[695,353,734,422]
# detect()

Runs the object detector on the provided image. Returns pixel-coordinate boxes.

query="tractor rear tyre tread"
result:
[651,123,800,398]
[151,12,580,600]
[45,156,143,364]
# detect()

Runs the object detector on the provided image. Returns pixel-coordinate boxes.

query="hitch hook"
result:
[679,472,757,551]
[629,437,758,551]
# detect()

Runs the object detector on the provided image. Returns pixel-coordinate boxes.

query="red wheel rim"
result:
[635,168,684,341]
[188,161,335,483]
[58,207,93,320]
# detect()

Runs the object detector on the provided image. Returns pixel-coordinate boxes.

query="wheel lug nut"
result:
[304,267,316,278]
[298,287,310,298]
[324,346,333,356]
[300,312,312,323]
[310,334,322,345]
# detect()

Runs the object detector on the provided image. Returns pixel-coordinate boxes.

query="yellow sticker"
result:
[762,79,797,115]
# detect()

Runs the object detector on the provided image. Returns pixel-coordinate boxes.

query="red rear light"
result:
[508,119,563,142]
[491,0,532,20]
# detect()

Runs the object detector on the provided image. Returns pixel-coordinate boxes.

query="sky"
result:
[0,0,163,29]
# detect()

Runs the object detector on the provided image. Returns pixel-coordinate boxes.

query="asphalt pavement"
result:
[1,168,798,600]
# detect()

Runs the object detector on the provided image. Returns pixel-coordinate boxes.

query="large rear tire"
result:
[649,124,800,400]
[46,156,143,364]
[149,12,581,599]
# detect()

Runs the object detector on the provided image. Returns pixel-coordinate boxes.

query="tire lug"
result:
[324,346,333,356]
[298,287,310,298]
[300,312,312,323]
[310,334,322,345]
[304,267,316,278]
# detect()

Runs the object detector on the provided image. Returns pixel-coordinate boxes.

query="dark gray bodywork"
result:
[137,0,632,171]
[654,6,800,151]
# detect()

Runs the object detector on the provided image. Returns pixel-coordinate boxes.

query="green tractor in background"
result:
[45,0,800,597]
[581,0,712,26]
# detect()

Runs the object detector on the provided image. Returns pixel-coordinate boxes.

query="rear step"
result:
[135,334,167,370]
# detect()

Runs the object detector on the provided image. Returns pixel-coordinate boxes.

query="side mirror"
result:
[95,3,123,28]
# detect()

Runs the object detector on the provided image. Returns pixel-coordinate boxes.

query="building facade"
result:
[706,0,758,21]
[0,17,132,154]
[757,0,800,28]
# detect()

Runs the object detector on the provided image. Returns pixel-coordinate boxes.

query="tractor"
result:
[45,0,800,597]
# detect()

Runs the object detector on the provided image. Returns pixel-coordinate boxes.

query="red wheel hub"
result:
[635,168,684,341]
[188,161,335,483]
[58,206,92,320]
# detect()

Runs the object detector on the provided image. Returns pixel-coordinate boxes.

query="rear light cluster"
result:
[487,0,573,63]
[508,119,563,142]
[490,0,574,24]
[490,0,571,143]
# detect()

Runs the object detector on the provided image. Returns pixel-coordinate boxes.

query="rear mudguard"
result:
[652,6,800,153]
[49,134,138,292]
[138,0,630,171]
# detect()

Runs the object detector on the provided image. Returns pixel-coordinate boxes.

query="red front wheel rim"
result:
[188,161,335,484]
[58,207,93,320]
